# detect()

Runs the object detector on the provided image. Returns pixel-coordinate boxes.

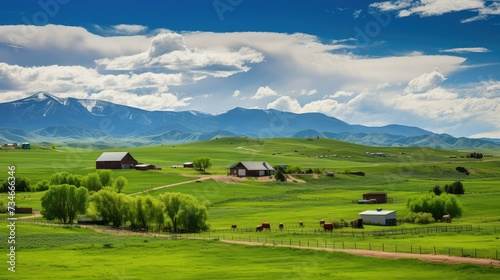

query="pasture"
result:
[0,222,499,279]
[1,137,500,278]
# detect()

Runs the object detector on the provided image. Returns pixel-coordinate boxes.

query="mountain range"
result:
[0,92,498,150]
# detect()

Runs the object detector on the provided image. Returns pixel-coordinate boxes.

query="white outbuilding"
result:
[359,209,397,226]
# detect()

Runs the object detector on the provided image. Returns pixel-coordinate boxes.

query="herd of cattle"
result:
[231,220,335,232]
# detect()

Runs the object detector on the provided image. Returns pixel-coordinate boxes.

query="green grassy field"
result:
[1,223,499,279]
[1,138,499,278]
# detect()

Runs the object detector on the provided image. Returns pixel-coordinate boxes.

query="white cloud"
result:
[89,91,191,111]
[404,67,446,94]
[252,86,278,99]
[440,47,490,53]
[369,0,413,11]
[329,91,354,99]
[112,24,148,35]
[232,90,242,97]
[371,0,495,22]
[266,96,302,112]
[300,89,317,96]
[96,32,264,78]
[353,9,363,18]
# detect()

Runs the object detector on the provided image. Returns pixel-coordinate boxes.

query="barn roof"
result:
[96,152,131,162]
[359,210,396,216]
[229,161,275,171]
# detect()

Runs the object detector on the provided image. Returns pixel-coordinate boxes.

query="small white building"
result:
[359,209,397,226]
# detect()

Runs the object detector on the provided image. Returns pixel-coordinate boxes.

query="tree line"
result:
[38,170,209,232]
[430,180,464,195]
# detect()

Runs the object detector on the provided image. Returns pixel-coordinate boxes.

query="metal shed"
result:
[359,209,397,226]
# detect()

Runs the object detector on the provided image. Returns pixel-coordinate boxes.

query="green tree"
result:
[81,173,103,192]
[193,157,212,172]
[1,177,30,192]
[178,198,209,232]
[131,196,164,230]
[274,169,287,182]
[97,169,113,187]
[41,184,89,224]
[285,164,302,174]
[36,180,51,191]
[158,192,183,232]
[91,189,132,227]
[407,193,463,220]
[430,185,442,196]
[113,176,128,193]
[158,192,209,233]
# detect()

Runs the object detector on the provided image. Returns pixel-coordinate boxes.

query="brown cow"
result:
[279,223,284,231]
[231,224,237,229]
[256,225,263,232]
[262,222,271,231]
[299,221,304,228]
[323,222,333,231]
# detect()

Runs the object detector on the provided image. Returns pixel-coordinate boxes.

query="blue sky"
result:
[0,0,499,138]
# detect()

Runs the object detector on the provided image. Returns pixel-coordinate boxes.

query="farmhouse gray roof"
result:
[359,210,396,216]
[96,152,130,162]
[229,161,275,171]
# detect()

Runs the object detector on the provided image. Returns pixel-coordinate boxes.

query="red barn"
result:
[228,162,275,177]
[363,193,387,204]
[96,152,138,169]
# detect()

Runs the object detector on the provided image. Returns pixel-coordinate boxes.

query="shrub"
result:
[404,212,435,224]
[36,180,51,191]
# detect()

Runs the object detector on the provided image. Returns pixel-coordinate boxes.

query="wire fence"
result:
[2,218,498,261]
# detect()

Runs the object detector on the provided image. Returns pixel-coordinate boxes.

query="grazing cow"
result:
[279,223,284,231]
[299,221,304,228]
[323,223,333,231]
[262,222,271,231]
[256,225,264,232]
[319,219,325,226]
[231,224,237,229]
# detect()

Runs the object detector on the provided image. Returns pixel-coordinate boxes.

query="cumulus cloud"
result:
[329,91,354,99]
[232,90,242,97]
[96,32,264,78]
[266,96,341,115]
[0,62,192,110]
[404,67,446,94]
[252,86,278,99]
[440,47,491,53]
[266,96,302,112]
[89,91,191,111]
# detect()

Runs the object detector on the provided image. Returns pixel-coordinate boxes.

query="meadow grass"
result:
[1,222,499,279]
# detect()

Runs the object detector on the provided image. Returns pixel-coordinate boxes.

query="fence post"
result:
[307,240,309,247]
[475,249,477,258]
[496,250,498,260]
[461,248,464,257]
[382,244,384,252]
[342,242,344,249]
[448,248,450,256]
[395,245,397,253]
[290,239,292,246]
[433,246,436,255]
[317,240,319,248]
[299,240,301,247]
[420,246,422,254]
[410,245,412,254]
[369,243,371,250]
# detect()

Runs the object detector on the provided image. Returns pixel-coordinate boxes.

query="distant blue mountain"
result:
[0,92,498,149]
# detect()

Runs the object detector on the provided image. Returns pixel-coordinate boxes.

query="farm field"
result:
[0,222,499,279]
[1,137,500,278]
